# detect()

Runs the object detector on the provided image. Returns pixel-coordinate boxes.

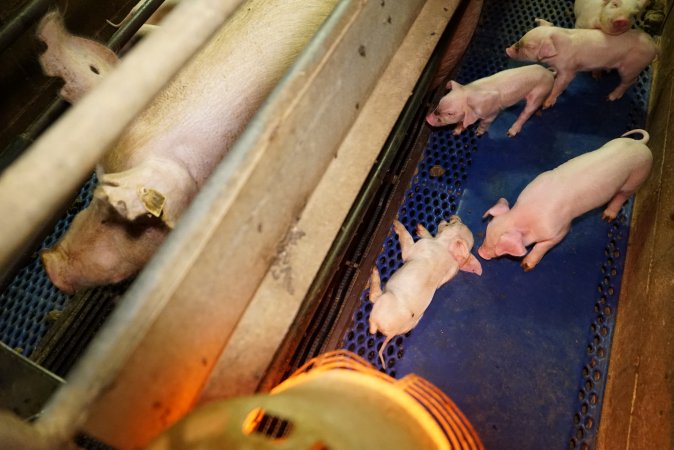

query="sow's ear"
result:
[482,197,510,218]
[496,230,527,257]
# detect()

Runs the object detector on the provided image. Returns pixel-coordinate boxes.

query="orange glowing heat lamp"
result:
[145,350,484,450]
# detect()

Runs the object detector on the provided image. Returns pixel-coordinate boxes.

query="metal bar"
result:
[107,0,167,52]
[0,0,51,55]
[0,0,245,289]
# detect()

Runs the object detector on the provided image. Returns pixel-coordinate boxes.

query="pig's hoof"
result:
[506,129,518,138]
[521,262,535,272]
[602,212,616,222]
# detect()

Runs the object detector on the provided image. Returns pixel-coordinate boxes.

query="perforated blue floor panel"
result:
[0,176,98,357]
[341,1,651,449]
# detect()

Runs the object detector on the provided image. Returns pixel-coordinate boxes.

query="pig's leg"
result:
[369,267,383,302]
[520,230,567,271]
[95,157,197,228]
[476,115,497,136]
[416,223,432,239]
[603,163,652,219]
[602,191,631,220]
[544,72,575,109]
[393,220,414,262]
[608,71,638,101]
[507,95,543,137]
[378,335,393,369]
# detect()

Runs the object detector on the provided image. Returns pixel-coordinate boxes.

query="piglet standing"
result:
[426,64,554,137]
[478,129,652,271]
[506,19,658,108]
[369,216,482,368]
[574,0,650,35]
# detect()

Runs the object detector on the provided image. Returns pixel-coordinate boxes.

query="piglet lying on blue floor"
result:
[478,129,652,271]
[369,216,482,368]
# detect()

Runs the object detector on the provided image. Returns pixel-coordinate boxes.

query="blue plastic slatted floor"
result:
[0,176,98,357]
[341,1,651,449]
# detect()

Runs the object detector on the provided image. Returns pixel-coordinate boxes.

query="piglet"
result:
[574,0,650,35]
[506,19,658,108]
[369,216,482,368]
[426,65,554,137]
[478,129,652,271]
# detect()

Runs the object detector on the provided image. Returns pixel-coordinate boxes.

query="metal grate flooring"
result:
[0,176,97,357]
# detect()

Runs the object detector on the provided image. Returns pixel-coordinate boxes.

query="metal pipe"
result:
[0,0,51,54]
[108,0,168,52]
[0,0,244,288]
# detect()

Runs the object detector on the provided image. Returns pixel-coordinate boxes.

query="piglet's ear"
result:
[446,80,463,90]
[450,239,483,275]
[466,90,499,126]
[460,253,483,276]
[449,239,470,265]
[462,107,479,129]
[537,37,557,60]
[482,197,510,218]
[496,230,527,257]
